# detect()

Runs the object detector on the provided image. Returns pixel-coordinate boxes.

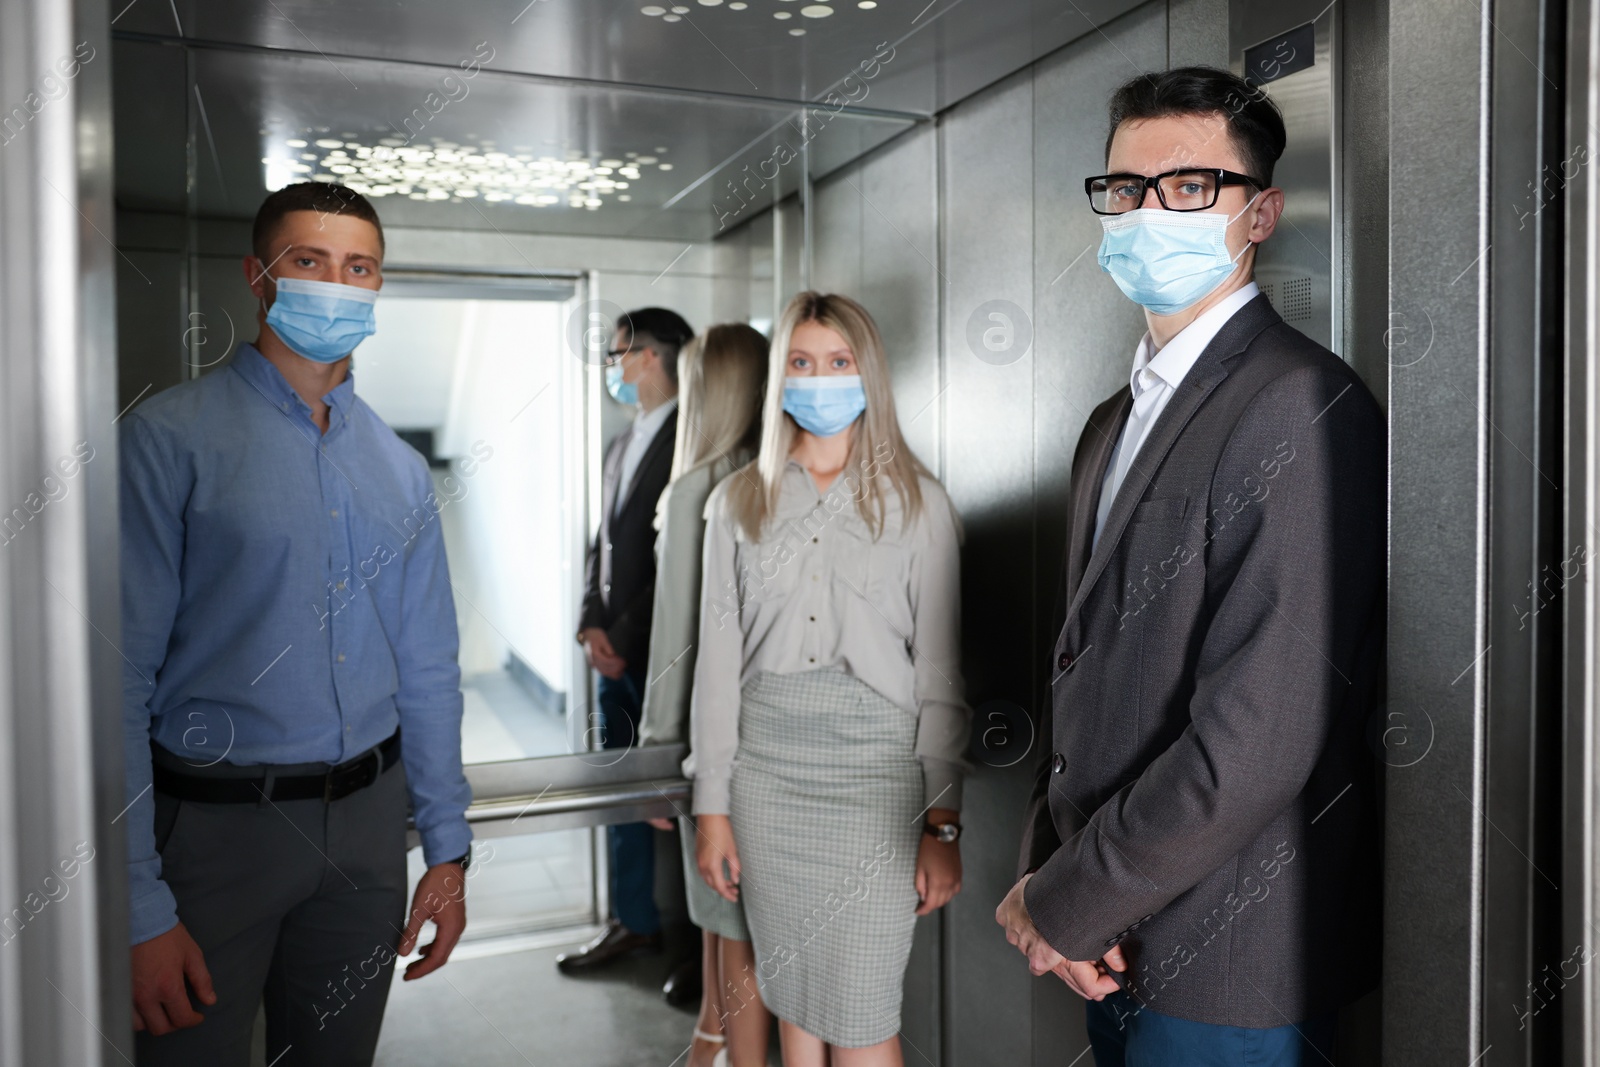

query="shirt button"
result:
[330,509,339,518]
[808,657,815,663]
[1051,752,1066,774]
[809,616,816,622]
[1057,651,1073,670]
[336,581,347,591]
[812,575,819,582]
[812,537,818,543]
[337,653,346,663]
[605,542,612,552]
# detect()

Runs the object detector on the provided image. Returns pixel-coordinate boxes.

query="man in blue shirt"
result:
[122,181,474,1066]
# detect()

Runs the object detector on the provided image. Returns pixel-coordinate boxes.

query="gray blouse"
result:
[689,457,971,815]
[638,452,746,747]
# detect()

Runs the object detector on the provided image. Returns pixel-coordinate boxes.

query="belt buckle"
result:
[325,748,381,802]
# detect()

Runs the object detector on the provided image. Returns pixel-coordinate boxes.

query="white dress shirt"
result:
[1093,282,1261,549]
[615,396,678,513]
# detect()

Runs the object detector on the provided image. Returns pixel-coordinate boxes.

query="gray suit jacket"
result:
[1018,294,1385,1029]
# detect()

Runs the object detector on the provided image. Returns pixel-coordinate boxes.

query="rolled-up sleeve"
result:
[688,484,744,815]
[909,485,971,810]
[393,466,472,868]
[120,415,185,945]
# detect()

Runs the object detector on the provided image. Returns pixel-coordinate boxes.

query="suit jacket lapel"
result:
[1064,390,1131,612]
[1063,295,1282,630]
[614,409,677,519]
[601,427,631,522]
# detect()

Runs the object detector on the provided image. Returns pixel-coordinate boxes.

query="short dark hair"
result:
[617,307,693,385]
[1104,66,1287,187]
[252,182,385,262]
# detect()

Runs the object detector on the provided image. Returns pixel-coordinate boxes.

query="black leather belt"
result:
[152,729,402,804]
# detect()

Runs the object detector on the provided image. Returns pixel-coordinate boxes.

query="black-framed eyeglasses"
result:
[1083,168,1264,215]
[603,344,646,366]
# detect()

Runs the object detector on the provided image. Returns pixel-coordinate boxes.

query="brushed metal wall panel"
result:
[811,160,864,300]
[859,126,940,469]
[1385,0,1491,1062]
[1167,0,1229,68]
[939,64,1042,1067]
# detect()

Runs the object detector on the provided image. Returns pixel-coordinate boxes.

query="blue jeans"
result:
[1086,991,1336,1067]
[597,668,660,936]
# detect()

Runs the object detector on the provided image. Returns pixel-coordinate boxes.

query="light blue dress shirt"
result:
[120,344,472,945]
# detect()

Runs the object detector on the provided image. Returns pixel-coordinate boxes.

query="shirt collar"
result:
[1130,281,1261,397]
[231,343,357,423]
[632,395,678,438]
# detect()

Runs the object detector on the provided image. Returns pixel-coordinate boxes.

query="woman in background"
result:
[639,323,771,1067]
[691,292,970,1067]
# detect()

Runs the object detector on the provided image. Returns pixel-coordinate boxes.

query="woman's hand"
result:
[696,814,742,903]
[914,810,963,916]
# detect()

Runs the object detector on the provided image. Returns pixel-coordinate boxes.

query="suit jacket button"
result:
[1051,752,1065,775]
[1057,651,1072,670]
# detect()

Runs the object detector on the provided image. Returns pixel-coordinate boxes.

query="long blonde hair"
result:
[728,291,929,541]
[670,322,768,481]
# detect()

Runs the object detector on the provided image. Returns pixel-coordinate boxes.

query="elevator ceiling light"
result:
[644,0,861,30]
[261,133,667,211]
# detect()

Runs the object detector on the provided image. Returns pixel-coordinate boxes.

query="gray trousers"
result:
[135,745,410,1067]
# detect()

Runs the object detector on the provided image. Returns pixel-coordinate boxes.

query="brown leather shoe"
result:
[555,920,663,974]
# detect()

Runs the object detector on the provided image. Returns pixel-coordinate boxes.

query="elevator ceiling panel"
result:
[113,40,915,240]
[114,0,1143,115]
[111,0,1144,239]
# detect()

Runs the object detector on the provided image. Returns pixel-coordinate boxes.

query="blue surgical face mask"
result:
[1096,192,1261,316]
[605,362,639,406]
[783,375,867,437]
[264,276,378,363]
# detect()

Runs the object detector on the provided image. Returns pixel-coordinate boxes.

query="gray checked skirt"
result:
[729,668,924,1048]
[679,813,751,941]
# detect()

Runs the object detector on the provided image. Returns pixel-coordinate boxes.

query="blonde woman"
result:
[691,293,970,1066]
[638,323,771,1067]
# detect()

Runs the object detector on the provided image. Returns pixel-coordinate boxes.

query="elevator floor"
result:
[373,925,755,1067]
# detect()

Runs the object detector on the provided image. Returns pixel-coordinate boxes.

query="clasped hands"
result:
[995,872,1126,1001]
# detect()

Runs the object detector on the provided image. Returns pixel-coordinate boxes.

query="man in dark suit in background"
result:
[559,307,690,974]
[996,68,1385,1066]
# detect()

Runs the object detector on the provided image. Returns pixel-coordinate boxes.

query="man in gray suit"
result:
[996,67,1384,1066]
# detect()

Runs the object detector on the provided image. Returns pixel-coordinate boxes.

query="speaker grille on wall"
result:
[1259,276,1315,323]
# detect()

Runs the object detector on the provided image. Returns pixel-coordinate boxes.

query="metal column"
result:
[0,0,126,1063]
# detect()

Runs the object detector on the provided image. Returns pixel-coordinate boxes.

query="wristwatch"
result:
[923,821,962,844]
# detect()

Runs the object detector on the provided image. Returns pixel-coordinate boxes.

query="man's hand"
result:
[579,627,626,680]
[695,814,742,903]
[995,873,1125,1000]
[914,807,963,916]
[398,861,468,980]
[131,922,216,1035]
[646,817,675,831]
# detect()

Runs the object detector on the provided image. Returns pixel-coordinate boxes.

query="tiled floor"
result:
[372,928,709,1067]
